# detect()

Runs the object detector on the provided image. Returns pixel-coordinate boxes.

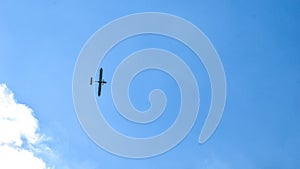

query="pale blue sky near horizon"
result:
[0,0,299,168]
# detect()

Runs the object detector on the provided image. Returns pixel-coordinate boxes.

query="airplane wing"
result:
[99,68,103,82]
[98,68,103,96]
[98,82,102,96]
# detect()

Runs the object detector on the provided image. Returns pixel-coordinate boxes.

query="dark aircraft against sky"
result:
[90,68,107,96]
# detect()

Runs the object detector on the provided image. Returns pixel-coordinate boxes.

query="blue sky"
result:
[0,0,299,168]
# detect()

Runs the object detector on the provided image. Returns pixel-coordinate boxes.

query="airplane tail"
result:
[90,77,93,85]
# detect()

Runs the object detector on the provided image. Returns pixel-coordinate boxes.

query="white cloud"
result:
[0,84,52,169]
[0,145,47,169]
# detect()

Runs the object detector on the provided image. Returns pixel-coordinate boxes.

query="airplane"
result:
[90,68,107,96]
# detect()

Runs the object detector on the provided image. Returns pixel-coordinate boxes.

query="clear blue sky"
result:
[0,0,299,168]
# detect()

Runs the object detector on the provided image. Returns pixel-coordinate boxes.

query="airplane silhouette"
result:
[90,68,107,96]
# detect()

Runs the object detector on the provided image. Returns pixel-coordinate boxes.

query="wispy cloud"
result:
[0,84,53,169]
